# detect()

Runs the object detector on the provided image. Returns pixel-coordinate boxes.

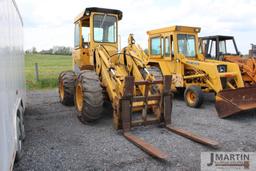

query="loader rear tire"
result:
[147,66,163,94]
[147,66,163,80]
[184,86,204,108]
[75,70,103,123]
[58,71,76,106]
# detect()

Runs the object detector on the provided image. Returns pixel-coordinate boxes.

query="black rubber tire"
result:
[18,110,25,140]
[75,70,103,123]
[58,71,76,106]
[184,86,204,108]
[15,117,23,162]
[147,66,163,80]
[147,66,163,94]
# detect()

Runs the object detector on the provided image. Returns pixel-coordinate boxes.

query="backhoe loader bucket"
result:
[215,86,256,118]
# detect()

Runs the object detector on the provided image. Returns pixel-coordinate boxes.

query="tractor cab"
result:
[199,35,240,60]
[147,26,201,60]
[72,7,122,72]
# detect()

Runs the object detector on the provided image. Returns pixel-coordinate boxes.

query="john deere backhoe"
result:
[131,25,256,118]
[58,8,218,159]
[199,35,256,86]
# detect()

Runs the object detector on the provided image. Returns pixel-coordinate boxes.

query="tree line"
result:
[25,46,72,55]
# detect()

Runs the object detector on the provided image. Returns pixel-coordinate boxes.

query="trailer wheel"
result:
[18,110,25,140]
[58,71,76,106]
[184,86,204,108]
[15,117,23,162]
[75,70,103,123]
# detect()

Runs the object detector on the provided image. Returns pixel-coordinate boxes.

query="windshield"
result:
[219,39,237,55]
[177,34,196,57]
[93,14,117,43]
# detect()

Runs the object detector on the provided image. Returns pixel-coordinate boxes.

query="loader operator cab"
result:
[73,7,122,72]
[147,26,201,60]
[199,35,240,60]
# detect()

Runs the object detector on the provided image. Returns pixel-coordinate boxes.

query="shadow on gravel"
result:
[223,110,256,122]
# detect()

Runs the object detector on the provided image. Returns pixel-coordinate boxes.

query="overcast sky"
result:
[16,0,256,54]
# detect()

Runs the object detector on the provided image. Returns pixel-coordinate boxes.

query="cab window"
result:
[151,37,161,55]
[165,37,170,57]
[177,34,196,57]
[74,23,80,47]
[82,27,90,48]
[93,14,117,43]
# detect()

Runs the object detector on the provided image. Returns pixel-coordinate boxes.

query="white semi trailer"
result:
[0,0,26,170]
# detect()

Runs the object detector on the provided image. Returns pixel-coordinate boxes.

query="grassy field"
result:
[25,54,72,89]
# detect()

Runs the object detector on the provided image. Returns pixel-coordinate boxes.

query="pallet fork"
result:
[121,75,219,159]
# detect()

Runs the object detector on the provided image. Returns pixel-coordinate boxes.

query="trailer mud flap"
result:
[215,86,256,118]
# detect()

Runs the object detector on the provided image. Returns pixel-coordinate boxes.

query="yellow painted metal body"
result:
[146,25,244,93]
[72,9,163,127]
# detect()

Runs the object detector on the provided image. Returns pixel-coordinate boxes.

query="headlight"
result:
[85,11,90,16]
[217,65,227,73]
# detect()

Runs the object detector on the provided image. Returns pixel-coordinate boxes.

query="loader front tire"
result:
[75,70,103,123]
[184,86,204,108]
[58,71,76,106]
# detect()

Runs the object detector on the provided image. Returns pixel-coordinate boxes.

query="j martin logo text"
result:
[201,152,256,171]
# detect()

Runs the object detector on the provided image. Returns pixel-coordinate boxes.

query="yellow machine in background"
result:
[130,25,256,118]
[58,8,218,159]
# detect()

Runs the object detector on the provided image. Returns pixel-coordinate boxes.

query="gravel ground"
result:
[14,89,256,171]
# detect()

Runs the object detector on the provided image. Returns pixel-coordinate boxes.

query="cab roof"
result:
[200,35,234,41]
[147,25,201,35]
[74,7,123,23]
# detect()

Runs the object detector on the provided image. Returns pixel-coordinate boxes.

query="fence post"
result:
[34,63,39,81]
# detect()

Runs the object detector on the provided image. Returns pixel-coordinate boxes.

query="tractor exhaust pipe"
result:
[215,86,256,118]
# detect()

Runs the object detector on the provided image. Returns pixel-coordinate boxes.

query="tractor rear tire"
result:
[184,86,204,108]
[75,70,103,123]
[58,71,76,106]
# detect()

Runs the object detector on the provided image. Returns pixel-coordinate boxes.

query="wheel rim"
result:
[76,82,83,112]
[59,80,64,101]
[186,91,196,105]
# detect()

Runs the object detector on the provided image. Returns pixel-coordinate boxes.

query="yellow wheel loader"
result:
[134,25,256,118]
[199,35,256,86]
[58,8,218,159]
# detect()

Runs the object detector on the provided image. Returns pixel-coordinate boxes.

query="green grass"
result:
[25,53,72,89]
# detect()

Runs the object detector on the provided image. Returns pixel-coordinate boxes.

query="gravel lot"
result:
[14,90,256,171]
